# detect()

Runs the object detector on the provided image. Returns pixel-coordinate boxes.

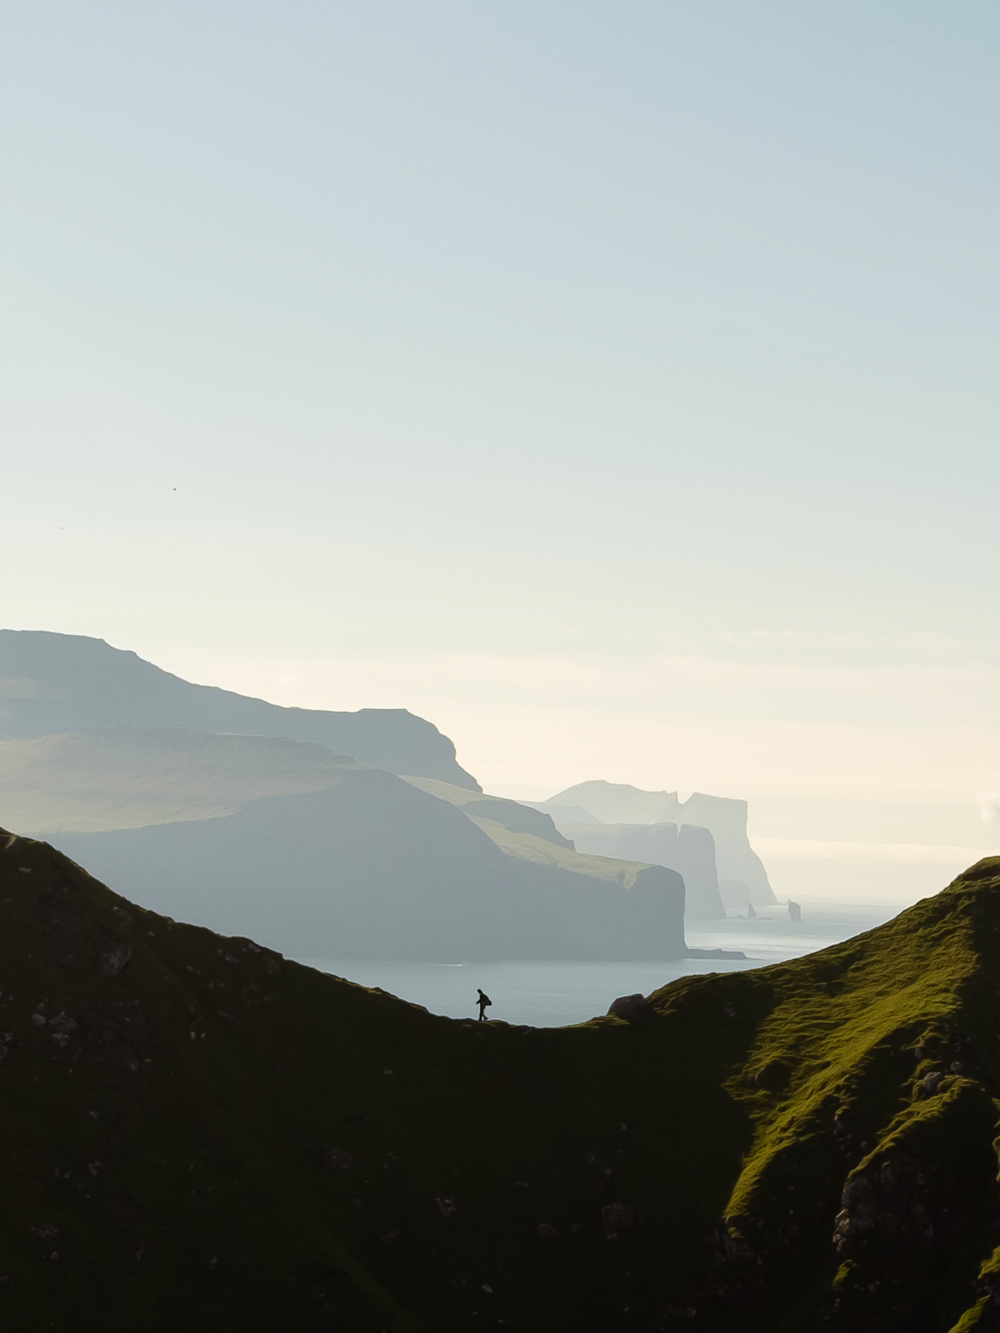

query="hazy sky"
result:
[3,2,999,888]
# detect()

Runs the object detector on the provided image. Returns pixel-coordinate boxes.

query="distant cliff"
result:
[0,630,479,789]
[557,821,726,919]
[537,779,777,905]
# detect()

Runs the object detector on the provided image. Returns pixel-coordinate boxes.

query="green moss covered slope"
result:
[3,830,1000,1331]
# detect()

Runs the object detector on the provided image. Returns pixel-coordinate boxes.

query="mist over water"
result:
[301,900,900,1027]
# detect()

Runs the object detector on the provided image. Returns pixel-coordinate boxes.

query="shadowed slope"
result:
[4,729,688,962]
[51,775,687,962]
[3,834,1000,1330]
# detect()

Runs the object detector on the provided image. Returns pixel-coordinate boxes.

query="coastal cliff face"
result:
[540,780,777,905]
[2,831,1000,1331]
[559,821,726,919]
[0,630,480,789]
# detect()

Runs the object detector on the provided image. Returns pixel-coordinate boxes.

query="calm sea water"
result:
[298,901,901,1028]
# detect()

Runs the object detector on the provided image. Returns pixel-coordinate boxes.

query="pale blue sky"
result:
[3,2,999,887]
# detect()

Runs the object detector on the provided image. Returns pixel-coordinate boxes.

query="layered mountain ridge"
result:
[0,726,685,960]
[0,632,776,956]
[53,770,687,962]
[0,630,478,789]
[535,780,777,907]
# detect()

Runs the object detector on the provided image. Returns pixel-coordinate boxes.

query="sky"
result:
[2,2,999,899]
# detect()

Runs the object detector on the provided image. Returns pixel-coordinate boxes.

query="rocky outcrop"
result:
[607,993,649,1022]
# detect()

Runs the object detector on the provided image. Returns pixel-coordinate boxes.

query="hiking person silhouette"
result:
[476,988,492,1022]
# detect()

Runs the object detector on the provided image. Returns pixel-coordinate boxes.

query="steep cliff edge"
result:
[0,630,479,789]
[560,821,726,919]
[539,780,777,905]
[2,833,1000,1330]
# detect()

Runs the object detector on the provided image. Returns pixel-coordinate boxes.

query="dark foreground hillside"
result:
[2,833,1000,1332]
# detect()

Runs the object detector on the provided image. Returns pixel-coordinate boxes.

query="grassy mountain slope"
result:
[0,630,479,788]
[402,780,690,953]
[466,816,653,886]
[463,819,688,961]
[4,833,1000,1330]
[401,774,573,848]
[400,777,658,885]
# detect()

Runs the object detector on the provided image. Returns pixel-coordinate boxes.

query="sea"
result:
[298,900,903,1029]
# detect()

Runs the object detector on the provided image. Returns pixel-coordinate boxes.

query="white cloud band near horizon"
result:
[151,644,1000,807]
[756,839,997,906]
[753,838,998,865]
[139,644,1000,897]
